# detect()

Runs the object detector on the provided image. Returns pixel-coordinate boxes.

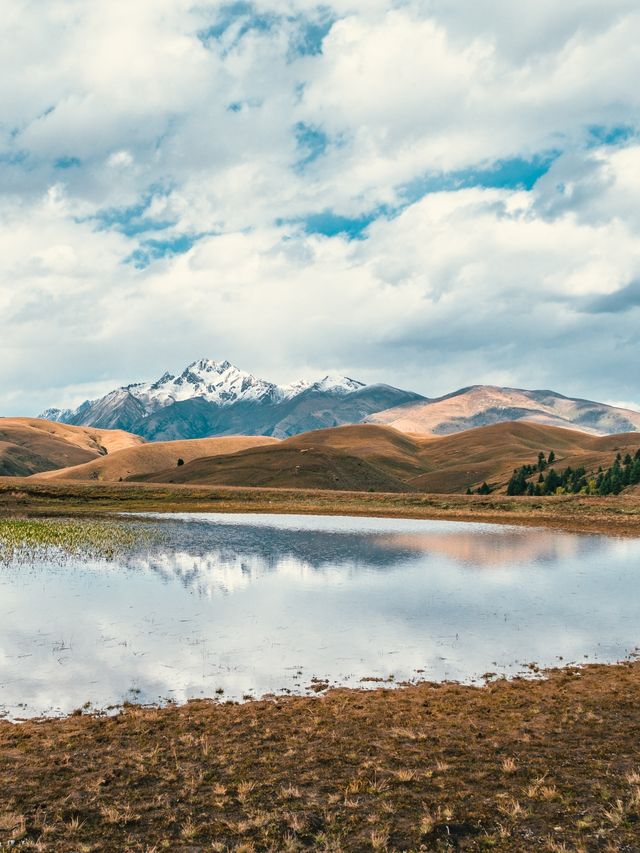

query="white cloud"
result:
[107,150,134,168]
[1,1,640,414]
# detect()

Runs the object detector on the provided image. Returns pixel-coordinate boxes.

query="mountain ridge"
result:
[41,362,640,441]
[367,384,640,437]
[44,359,367,423]
[42,359,423,441]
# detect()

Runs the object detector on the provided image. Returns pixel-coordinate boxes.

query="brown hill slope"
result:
[284,425,429,480]
[34,436,280,482]
[132,422,640,494]
[133,444,414,492]
[0,418,144,476]
[404,421,598,493]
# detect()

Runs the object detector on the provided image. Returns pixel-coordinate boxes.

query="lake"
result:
[1,513,639,719]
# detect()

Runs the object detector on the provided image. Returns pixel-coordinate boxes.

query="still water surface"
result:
[1,513,639,718]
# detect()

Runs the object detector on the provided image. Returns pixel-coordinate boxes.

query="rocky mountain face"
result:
[44,359,424,440]
[366,385,640,436]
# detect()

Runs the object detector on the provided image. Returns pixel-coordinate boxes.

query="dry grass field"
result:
[1,662,639,851]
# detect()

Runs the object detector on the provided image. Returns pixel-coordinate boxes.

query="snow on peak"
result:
[131,361,366,411]
[41,360,369,422]
[187,358,232,375]
[128,359,278,410]
[39,407,66,422]
[310,375,365,394]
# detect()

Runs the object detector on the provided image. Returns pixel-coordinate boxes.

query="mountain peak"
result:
[186,358,233,375]
[310,375,366,394]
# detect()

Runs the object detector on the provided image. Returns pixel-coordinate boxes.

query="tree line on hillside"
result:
[504,449,640,497]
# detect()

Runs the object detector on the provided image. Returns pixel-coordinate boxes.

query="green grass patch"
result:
[0,518,149,563]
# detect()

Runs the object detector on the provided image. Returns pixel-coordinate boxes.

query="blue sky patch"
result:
[126,233,208,268]
[55,156,81,169]
[288,209,385,239]
[198,3,276,49]
[399,152,560,205]
[198,3,334,60]
[292,153,559,241]
[289,8,335,57]
[294,122,329,170]
[587,124,636,147]
[91,185,175,238]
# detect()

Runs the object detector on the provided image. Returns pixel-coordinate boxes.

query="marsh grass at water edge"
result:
[0,517,155,564]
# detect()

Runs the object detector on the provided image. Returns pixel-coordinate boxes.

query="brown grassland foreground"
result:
[1,479,640,851]
[1,664,640,852]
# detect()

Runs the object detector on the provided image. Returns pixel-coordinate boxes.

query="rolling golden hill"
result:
[133,444,414,492]
[402,421,624,493]
[34,435,280,482]
[123,422,640,494]
[0,418,144,476]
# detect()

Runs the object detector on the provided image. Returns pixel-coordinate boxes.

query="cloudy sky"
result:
[2,0,640,415]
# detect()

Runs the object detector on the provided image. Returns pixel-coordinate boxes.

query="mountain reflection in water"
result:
[0,513,638,719]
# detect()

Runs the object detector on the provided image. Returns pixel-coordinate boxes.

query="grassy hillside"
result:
[404,421,633,493]
[134,444,414,492]
[134,425,423,491]
[0,418,144,476]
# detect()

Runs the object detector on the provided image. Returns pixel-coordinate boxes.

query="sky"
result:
[2,0,640,415]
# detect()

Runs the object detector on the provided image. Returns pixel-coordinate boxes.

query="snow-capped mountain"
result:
[127,359,365,411]
[42,359,421,440]
[47,359,366,419]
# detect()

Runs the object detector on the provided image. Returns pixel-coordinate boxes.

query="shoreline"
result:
[2,477,640,536]
[2,660,639,850]
[4,653,638,725]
